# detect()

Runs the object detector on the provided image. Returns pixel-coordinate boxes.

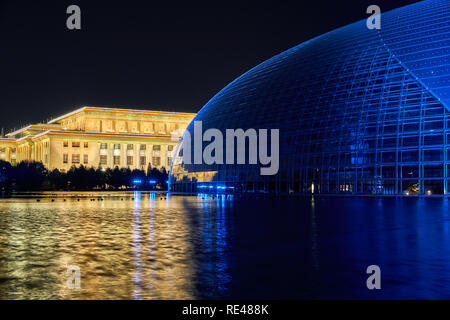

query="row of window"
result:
[63,154,88,164]
[1,144,175,153]
[62,142,174,151]
[63,141,88,148]
[63,154,172,166]
[98,143,173,151]
[0,148,16,153]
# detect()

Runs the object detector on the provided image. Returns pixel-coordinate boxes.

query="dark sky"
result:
[0,0,419,132]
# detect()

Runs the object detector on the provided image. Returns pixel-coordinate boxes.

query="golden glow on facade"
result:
[0,106,195,171]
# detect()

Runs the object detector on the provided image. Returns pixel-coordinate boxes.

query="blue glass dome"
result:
[170,0,450,195]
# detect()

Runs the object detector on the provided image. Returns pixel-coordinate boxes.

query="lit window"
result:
[152,157,161,166]
[63,141,68,148]
[72,142,80,148]
[84,142,88,148]
[100,143,107,150]
[113,156,120,165]
[99,155,107,165]
[83,154,88,164]
[127,156,133,166]
[63,154,68,164]
[114,144,121,150]
[72,154,80,164]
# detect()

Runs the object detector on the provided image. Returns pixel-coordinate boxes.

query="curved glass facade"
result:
[170,0,450,195]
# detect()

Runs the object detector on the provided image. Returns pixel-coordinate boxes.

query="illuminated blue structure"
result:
[170,0,450,195]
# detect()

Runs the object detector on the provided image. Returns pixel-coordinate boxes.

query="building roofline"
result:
[16,135,33,142]
[48,106,197,124]
[6,124,62,137]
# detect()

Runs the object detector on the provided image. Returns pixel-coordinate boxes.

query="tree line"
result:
[0,160,169,191]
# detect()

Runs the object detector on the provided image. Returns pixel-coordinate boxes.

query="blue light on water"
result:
[197,184,235,192]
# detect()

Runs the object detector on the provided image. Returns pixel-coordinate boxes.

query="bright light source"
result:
[132,179,143,185]
[148,180,157,184]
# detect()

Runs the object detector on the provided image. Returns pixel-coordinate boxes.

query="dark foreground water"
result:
[0,192,450,299]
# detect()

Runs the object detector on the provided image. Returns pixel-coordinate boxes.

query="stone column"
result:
[136,143,140,169]
[109,143,114,168]
[122,143,127,168]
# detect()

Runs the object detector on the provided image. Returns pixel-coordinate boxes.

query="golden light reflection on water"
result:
[0,191,230,299]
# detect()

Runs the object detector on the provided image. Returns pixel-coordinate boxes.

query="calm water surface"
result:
[1,192,450,299]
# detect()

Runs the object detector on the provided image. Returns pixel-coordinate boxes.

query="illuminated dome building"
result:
[170,0,450,195]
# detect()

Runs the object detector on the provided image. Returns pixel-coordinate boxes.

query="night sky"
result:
[0,0,419,132]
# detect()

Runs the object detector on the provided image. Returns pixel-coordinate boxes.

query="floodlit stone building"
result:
[0,106,195,172]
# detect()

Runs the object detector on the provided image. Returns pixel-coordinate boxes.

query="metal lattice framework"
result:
[170,0,450,195]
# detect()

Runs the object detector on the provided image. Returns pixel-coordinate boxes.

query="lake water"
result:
[1,192,450,299]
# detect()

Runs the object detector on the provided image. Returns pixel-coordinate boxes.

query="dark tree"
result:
[0,160,13,190]
[13,161,47,190]
[0,160,170,191]
[147,167,168,189]
[45,168,67,190]
[109,167,124,189]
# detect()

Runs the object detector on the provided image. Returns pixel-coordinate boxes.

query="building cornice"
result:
[0,138,16,144]
[31,130,180,142]
[6,124,62,137]
[48,106,196,124]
